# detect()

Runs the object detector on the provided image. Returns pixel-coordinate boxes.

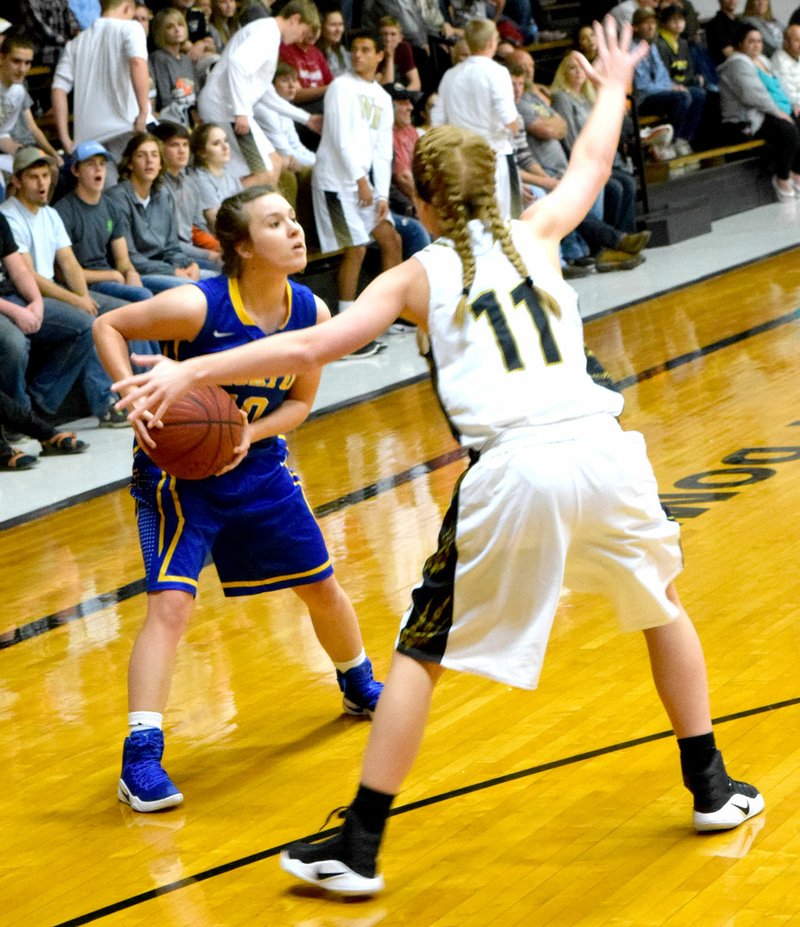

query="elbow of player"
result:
[288,336,325,371]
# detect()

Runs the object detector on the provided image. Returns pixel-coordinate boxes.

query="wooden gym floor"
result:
[1,251,799,927]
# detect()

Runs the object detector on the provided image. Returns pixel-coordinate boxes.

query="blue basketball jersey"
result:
[160,274,318,458]
[130,274,333,597]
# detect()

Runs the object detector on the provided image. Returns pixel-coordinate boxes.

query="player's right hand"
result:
[214,410,251,476]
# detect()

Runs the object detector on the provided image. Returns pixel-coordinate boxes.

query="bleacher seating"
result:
[639,140,775,246]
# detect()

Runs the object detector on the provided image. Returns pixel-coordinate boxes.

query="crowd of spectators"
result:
[2,0,800,465]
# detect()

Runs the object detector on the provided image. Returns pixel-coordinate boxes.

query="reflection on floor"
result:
[2,199,799,528]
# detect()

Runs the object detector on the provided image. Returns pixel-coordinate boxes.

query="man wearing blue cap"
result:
[55,140,158,360]
[0,146,129,427]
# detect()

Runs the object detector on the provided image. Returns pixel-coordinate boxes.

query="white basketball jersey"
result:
[414,220,624,450]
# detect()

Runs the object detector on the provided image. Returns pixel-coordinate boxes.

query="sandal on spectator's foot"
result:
[39,432,89,456]
[0,448,38,470]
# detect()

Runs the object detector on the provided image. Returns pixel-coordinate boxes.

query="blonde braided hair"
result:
[413,125,560,323]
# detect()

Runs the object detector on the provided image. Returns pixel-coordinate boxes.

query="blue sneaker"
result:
[118,728,184,812]
[336,657,383,718]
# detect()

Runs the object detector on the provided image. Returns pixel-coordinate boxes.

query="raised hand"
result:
[574,17,649,95]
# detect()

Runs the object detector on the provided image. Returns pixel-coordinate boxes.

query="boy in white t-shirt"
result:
[431,18,522,219]
[51,0,150,169]
[0,35,63,177]
[312,31,402,357]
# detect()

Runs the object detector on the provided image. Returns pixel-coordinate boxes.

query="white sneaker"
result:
[649,142,678,162]
[772,176,796,201]
[694,787,765,832]
[640,124,674,147]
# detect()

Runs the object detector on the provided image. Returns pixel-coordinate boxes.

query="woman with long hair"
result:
[718,24,800,199]
[742,0,785,57]
[209,0,238,51]
[92,185,384,814]
[108,133,205,292]
[316,7,350,78]
[190,122,244,241]
[113,21,763,890]
[550,49,638,234]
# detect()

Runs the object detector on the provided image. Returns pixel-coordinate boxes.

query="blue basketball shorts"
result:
[131,448,334,597]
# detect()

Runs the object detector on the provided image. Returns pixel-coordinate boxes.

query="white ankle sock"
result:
[334,648,366,674]
[338,300,354,314]
[129,711,163,732]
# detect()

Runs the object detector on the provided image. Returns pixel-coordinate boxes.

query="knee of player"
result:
[145,589,195,637]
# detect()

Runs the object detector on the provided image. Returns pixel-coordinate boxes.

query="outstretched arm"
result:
[522,18,647,245]
[114,259,430,424]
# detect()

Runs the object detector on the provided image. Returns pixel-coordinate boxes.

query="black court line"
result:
[0,374,429,534]
[3,306,800,652]
[0,478,131,534]
[613,306,800,391]
[0,449,466,652]
[581,241,800,323]
[53,695,800,927]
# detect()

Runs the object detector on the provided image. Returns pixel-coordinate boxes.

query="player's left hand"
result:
[130,406,163,450]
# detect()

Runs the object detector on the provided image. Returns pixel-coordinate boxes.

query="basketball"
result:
[145,385,244,480]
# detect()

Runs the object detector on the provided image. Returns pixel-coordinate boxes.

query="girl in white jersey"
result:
[113,19,764,894]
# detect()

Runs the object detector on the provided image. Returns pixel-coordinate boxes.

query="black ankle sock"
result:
[678,732,717,776]
[350,784,395,835]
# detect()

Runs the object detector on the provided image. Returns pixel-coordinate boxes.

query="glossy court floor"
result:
[1,202,799,926]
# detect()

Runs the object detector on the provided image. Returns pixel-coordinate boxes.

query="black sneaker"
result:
[98,404,130,428]
[337,340,387,361]
[563,261,593,279]
[684,750,765,832]
[280,809,384,894]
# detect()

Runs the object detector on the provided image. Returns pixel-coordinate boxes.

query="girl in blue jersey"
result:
[111,21,763,891]
[93,187,383,813]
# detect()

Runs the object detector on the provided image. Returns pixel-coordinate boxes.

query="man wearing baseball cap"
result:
[388,82,420,214]
[56,141,153,302]
[54,140,158,362]
[0,146,130,426]
[386,81,431,265]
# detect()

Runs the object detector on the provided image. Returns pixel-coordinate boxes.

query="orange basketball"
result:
[145,385,244,480]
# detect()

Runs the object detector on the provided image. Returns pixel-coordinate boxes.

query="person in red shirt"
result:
[389,83,420,214]
[279,23,334,113]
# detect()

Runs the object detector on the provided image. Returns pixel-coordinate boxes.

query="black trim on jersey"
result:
[323,190,354,249]
[232,125,267,174]
[396,459,475,662]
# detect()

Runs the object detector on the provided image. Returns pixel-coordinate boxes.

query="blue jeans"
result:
[604,168,636,234]
[0,296,112,418]
[561,230,590,261]
[639,86,707,144]
[140,271,216,294]
[180,243,221,271]
[392,213,432,259]
[90,282,160,360]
